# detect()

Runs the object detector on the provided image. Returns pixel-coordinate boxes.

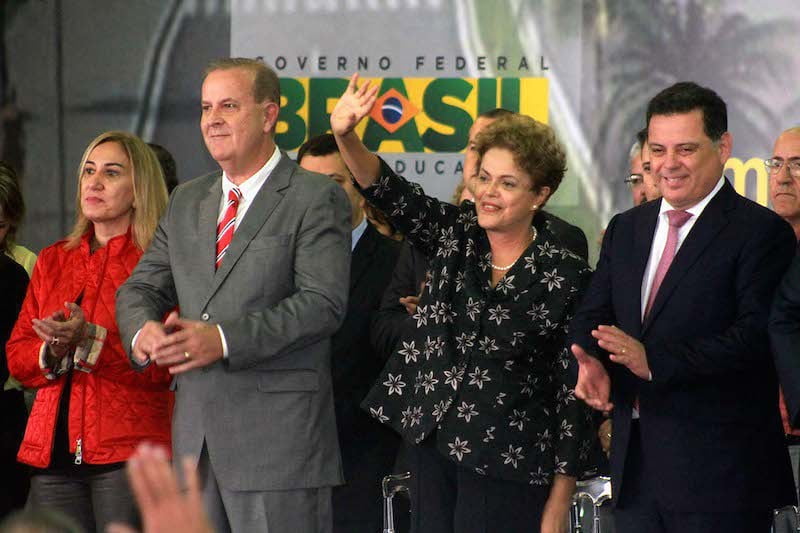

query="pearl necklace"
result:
[490,227,537,271]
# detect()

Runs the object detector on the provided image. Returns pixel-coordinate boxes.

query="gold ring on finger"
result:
[184,351,191,360]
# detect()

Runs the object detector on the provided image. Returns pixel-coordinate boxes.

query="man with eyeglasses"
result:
[768,128,800,238]
[625,135,648,206]
[768,128,800,514]
[624,129,661,207]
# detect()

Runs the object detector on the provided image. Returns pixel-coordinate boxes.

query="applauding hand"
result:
[32,302,87,360]
[571,344,613,412]
[150,311,224,374]
[592,325,651,380]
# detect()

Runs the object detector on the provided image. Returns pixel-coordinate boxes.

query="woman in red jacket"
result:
[7,130,171,532]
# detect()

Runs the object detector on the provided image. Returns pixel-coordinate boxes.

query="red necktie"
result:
[644,209,693,318]
[215,188,242,269]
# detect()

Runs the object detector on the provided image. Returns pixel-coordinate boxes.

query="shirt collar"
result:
[221,146,281,199]
[351,216,368,251]
[658,175,725,218]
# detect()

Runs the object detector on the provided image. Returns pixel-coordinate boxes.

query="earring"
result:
[532,204,538,210]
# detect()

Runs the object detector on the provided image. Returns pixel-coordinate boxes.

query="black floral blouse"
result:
[360,159,594,485]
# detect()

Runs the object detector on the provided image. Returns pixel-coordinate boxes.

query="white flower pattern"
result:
[398,341,420,364]
[501,445,525,469]
[541,268,565,291]
[359,160,593,485]
[487,304,511,325]
[468,366,492,389]
[448,437,472,461]
[383,373,406,396]
[456,401,479,423]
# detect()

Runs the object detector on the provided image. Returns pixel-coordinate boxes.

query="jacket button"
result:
[201,313,210,321]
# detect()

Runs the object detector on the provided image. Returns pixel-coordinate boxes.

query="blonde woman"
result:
[7,131,172,532]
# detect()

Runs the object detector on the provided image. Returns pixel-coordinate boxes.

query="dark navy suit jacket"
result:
[570,180,796,511]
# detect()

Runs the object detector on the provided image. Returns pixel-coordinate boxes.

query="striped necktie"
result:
[215,187,242,269]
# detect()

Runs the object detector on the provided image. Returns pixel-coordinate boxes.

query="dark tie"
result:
[644,209,693,318]
[215,187,242,269]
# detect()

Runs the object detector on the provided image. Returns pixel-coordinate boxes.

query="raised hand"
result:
[331,73,379,137]
[571,344,613,412]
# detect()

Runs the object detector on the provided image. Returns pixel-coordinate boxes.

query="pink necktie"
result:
[644,209,693,317]
[215,188,242,269]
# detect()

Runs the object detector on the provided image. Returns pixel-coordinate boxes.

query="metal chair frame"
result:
[382,472,411,533]
[772,505,800,533]
[570,476,612,533]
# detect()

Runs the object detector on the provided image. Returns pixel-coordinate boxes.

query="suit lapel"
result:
[642,180,735,332]
[202,154,295,309]
[627,201,660,337]
[197,177,222,289]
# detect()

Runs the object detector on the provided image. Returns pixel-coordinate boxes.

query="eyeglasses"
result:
[624,174,643,186]
[764,158,800,179]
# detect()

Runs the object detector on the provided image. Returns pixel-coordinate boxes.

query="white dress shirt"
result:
[351,215,367,252]
[631,176,724,418]
[216,148,281,357]
[218,147,281,230]
[640,176,725,319]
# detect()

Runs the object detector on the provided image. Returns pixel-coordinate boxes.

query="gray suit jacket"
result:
[117,153,350,491]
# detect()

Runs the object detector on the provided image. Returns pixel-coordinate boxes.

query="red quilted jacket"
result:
[6,230,173,468]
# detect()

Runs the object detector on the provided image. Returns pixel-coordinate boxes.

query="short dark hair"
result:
[474,114,567,195]
[0,162,24,252]
[296,134,339,164]
[646,82,727,141]
[478,108,514,120]
[148,143,178,193]
[636,127,648,145]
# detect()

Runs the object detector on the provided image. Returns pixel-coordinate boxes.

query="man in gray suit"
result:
[116,58,351,533]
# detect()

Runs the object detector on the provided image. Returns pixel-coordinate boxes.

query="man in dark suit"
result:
[770,132,800,412]
[768,128,800,437]
[297,134,402,533]
[117,58,351,533]
[570,82,796,533]
[767,127,800,532]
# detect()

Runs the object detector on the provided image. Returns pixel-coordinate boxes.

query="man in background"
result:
[767,127,800,511]
[298,133,402,533]
[624,129,661,207]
